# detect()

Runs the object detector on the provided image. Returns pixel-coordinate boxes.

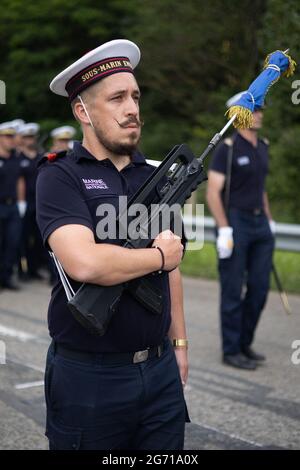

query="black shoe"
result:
[1,280,21,291]
[242,346,266,362]
[223,353,257,370]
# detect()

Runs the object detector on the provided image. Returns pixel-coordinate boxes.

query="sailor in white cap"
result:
[36,39,187,450]
[0,122,25,289]
[18,122,40,156]
[0,122,18,158]
[17,122,46,280]
[49,125,76,152]
[206,91,274,370]
[9,119,25,154]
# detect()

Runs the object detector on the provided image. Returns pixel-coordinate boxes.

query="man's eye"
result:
[112,96,122,101]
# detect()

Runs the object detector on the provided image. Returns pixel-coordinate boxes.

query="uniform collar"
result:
[236,131,261,149]
[72,141,147,166]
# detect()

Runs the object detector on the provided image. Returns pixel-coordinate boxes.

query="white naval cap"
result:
[19,122,40,136]
[0,121,17,135]
[226,91,247,108]
[50,39,141,101]
[50,126,76,139]
[10,119,25,133]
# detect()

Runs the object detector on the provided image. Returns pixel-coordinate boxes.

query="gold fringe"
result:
[283,52,297,78]
[225,106,254,129]
[263,50,297,78]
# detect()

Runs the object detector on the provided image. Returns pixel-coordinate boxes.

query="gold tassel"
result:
[283,52,297,78]
[225,106,254,129]
[263,50,297,78]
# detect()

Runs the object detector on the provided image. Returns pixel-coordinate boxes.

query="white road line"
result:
[15,380,44,390]
[0,323,48,344]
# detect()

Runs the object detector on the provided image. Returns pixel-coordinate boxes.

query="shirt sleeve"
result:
[209,142,229,175]
[36,164,94,249]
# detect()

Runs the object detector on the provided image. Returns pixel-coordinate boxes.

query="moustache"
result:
[117,117,144,128]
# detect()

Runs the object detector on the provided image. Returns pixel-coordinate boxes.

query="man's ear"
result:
[72,100,90,125]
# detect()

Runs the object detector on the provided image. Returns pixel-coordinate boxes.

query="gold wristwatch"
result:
[172,338,188,348]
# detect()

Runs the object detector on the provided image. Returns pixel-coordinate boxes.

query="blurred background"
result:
[0,0,299,291]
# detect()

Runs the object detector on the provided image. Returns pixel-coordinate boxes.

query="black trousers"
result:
[20,207,44,274]
[44,338,186,450]
[0,203,21,283]
[218,208,274,355]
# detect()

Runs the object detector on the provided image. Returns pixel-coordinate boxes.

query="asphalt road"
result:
[0,276,299,450]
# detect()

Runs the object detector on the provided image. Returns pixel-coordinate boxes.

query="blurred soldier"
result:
[206,92,275,370]
[10,119,25,155]
[49,126,76,152]
[18,123,45,279]
[0,122,26,290]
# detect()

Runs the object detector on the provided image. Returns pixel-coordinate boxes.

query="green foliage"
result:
[267,126,300,221]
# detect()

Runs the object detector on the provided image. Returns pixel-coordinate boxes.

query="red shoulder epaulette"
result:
[37,150,67,167]
[46,150,67,162]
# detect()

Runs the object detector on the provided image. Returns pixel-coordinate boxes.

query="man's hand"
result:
[17,200,27,218]
[174,347,188,388]
[269,219,276,236]
[217,226,234,259]
[152,230,184,271]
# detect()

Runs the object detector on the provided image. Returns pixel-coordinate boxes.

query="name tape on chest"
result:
[237,155,250,166]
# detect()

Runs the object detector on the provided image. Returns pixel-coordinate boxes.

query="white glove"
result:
[217,226,234,259]
[269,219,276,235]
[17,200,27,218]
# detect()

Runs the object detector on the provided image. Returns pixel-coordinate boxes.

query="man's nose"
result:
[125,96,139,116]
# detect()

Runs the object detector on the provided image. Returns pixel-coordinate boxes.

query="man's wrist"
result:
[152,245,165,272]
[218,226,233,235]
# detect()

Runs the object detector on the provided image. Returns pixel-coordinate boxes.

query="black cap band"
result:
[66,56,133,101]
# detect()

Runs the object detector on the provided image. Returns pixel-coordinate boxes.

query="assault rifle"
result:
[67,116,236,335]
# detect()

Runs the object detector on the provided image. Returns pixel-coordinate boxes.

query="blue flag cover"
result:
[226,50,296,129]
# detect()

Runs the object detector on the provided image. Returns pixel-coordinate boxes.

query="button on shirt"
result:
[36,142,179,353]
[209,133,269,210]
[0,151,21,202]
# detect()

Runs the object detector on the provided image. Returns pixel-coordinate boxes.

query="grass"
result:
[180,242,300,294]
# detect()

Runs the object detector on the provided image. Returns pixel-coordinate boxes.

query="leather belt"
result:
[52,339,166,366]
[234,207,264,216]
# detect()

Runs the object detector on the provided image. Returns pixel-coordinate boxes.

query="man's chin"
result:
[109,141,139,156]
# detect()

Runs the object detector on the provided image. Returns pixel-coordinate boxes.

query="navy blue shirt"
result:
[209,133,269,210]
[0,151,21,202]
[36,141,181,353]
[19,153,41,208]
